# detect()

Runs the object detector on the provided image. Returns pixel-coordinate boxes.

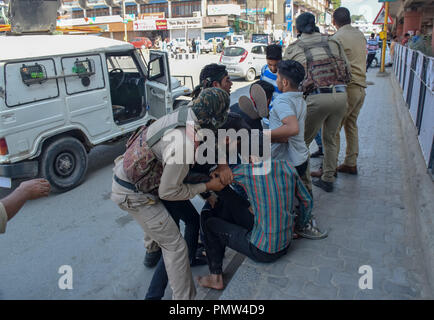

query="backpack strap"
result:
[146,107,189,148]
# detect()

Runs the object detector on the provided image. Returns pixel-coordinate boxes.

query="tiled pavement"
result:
[218,70,433,300]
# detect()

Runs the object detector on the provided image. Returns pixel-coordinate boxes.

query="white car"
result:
[199,39,213,53]
[219,43,267,81]
[371,45,392,67]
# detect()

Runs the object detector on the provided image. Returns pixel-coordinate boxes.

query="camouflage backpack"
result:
[297,35,351,94]
[122,107,189,194]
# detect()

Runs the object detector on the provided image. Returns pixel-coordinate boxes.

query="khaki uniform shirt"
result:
[332,24,367,88]
[113,108,206,201]
[0,201,7,234]
[283,32,351,77]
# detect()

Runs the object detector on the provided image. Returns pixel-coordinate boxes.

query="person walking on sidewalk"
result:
[329,7,367,176]
[110,88,230,300]
[366,33,379,71]
[283,12,350,193]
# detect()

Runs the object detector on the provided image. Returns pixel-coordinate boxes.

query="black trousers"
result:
[201,186,287,274]
[366,53,376,70]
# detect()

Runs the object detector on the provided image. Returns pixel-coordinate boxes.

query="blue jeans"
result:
[145,199,200,300]
[315,129,323,150]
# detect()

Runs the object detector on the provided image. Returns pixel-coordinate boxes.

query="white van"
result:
[0,34,187,192]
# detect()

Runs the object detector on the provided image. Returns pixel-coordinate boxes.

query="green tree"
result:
[351,14,366,23]
[332,0,341,9]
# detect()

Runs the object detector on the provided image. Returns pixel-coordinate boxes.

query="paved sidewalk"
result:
[218,70,433,300]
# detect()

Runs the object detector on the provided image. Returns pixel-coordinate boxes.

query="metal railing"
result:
[393,44,433,171]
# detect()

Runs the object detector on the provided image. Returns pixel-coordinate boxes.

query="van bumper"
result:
[0,161,38,179]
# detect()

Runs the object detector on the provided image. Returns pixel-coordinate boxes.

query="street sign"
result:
[373,5,393,25]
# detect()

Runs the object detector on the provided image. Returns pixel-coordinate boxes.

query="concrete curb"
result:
[170,53,199,60]
[390,75,434,295]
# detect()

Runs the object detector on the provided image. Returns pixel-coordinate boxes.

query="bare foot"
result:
[196,274,224,290]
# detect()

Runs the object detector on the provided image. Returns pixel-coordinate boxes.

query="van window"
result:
[61,54,105,95]
[4,58,59,107]
[251,46,264,55]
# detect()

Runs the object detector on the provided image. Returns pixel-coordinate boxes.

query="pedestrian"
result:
[110,87,230,300]
[269,60,309,177]
[401,33,410,46]
[192,63,233,99]
[192,38,197,53]
[284,12,351,193]
[212,38,217,55]
[196,37,201,55]
[366,33,379,71]
[1,179,51,234]
[409,30,426,53]
[390,35,398,62]
[324,7,367,176]
[197,159,327,290]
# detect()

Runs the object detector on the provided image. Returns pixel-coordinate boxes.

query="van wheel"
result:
[245,68,256,82]
[40,137,88,193]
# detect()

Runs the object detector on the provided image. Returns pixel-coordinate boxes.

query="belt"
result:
[309,86,346,95]
[114,175,138,193]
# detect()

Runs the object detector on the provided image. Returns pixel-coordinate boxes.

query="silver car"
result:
[219,43,267,81]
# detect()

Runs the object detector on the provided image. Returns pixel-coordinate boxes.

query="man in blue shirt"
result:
[260,44,283,102]
[366,33,379,70]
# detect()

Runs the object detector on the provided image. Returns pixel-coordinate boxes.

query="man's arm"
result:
[0,179,51,233]
[271,115,299,142]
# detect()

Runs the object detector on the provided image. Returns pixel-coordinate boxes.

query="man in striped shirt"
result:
[197,160,327,290]
[260,44,283,128]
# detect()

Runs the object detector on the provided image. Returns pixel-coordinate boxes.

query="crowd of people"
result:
[107,6,371,300]
[0,6,374,301]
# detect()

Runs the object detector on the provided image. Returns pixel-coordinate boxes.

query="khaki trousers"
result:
[336,84,366,167]
[303,91,348,188]
[111,181,196,300]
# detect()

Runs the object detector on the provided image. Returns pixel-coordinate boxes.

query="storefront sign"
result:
[208,4,241,16]
[203,16,228,28]
[137,12,165,20]
[167,17,202,30]
[57,15,123,27]
[133,19,156,31]
[156,19,167,30]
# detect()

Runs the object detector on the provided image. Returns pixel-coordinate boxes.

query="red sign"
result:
[373,5,393,25]
[156,19,167,30]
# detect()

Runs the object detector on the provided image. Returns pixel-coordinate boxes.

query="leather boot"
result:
[337,164,358,175]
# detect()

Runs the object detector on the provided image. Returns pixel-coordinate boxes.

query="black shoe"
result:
[312,178,334,193]
[143,249,162,268]
[311,148,323,158]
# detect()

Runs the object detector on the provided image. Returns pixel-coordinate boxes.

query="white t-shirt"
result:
[269,91,308,167]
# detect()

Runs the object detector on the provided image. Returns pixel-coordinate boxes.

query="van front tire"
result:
[40,137,88,193]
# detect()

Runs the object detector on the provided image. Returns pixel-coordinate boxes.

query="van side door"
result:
[145,50,172,119]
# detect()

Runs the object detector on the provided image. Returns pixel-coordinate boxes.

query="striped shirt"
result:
[366,39,379,54]
[232,160,313,254]
[260,65,282,103]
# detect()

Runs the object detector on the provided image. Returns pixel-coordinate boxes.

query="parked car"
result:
[0,34,190,192]
[129,37,153,49]
[200,39,213,53]
[230,35,245,45]
[219,43,267,81]
[371,45,392,68]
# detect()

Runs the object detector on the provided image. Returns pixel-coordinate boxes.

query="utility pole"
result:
[255,0,258,33]
[380,1,389,73]
[122,0,127,42]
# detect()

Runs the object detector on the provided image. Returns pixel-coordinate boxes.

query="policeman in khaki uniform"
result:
[284,12,350,193]
[330,7,367,175]
[111,88,231,300]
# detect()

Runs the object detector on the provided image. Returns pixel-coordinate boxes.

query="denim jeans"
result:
[145,199,200,300]
[203,214,289,274]
[315,129,323,149]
